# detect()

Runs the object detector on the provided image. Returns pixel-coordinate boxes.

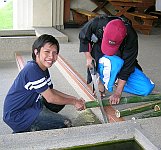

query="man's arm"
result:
[109,79,126,104]
[41,88,85,111]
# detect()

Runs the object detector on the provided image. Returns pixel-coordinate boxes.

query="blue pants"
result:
[28,98,72,132]
[13,99,72,133]
[29,106,72,132]
[98,55,155,96]
[123,67,155,96]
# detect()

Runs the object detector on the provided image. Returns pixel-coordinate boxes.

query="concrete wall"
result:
[0,36,36,61]
[33,0,52,27]
[0,29,36,61]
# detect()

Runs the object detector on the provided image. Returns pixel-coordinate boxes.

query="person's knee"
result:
[125,68,155,96]
[142,83,155,96]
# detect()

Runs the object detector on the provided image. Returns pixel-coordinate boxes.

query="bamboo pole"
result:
[115,101,161,118]
[139,111,161,119]
[85,94,161,108]
[85,99,109,108]
[138,103,161,119]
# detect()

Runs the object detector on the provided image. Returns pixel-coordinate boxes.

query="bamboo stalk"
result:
[85,94,161,108]
[139,111,161,119]
[85,99,109,108]
[154,103,161,111]
[115,101,161,118]
[120,94,161,104]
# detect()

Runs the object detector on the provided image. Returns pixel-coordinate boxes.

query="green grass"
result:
[0,0,13,30]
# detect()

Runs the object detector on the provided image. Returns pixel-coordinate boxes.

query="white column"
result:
[52,0,64,29]
[13,0,33,29]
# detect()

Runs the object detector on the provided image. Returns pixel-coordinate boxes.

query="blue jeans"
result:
[29,106,72,132]
[13,98,72,133]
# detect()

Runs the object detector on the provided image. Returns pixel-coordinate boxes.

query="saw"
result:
[89,60,108,123]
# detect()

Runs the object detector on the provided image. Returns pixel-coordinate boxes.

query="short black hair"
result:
[32,34,59,60]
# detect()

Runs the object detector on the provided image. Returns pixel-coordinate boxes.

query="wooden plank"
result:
[128,12,158,19]
[15,52,25,71]
[108,0,142,2]
[108,0,154,3]
[126,12,158,34]
[71,8,99,18]
[90,0,112,15]
[64,0,70,23]
[150,11,161,16]
[71,8,99,25]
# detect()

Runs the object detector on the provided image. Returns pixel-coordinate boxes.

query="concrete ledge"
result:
[0,28,69,61]
[0,30,37,61]
[135,129,158,150]
[0,117,160,150]
[0,28,68,43]
[0,36,37,61]
[34,27,69,43]
[0,29,36,36]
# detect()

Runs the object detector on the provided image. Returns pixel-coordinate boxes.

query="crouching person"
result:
[97,19,155,105]
[98,55,155,102]
[3,34,85,133]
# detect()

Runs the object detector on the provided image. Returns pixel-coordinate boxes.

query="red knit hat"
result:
[101,19,127,56]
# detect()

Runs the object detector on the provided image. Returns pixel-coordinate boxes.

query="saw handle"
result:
[89,59,97,75]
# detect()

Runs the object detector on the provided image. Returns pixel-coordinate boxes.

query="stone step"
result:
[34,27,68,43]
[0,28,69,61]
[0,29,36,37]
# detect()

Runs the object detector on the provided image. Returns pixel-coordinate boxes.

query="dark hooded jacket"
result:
[79,15,142,84]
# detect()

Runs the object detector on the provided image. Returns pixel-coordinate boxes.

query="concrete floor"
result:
[0,26,161,149]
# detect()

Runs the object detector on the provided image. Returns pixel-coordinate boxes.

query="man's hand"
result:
[87,57,94,68]
[84,52,94,68]
[109,79,126,105]
[109,92,121,104]
[74,98,86,111]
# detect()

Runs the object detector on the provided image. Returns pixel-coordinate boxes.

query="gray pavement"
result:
[0,26,161,149]
[0,61,17,135]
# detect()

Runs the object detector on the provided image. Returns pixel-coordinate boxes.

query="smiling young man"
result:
[3,34,85,133]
